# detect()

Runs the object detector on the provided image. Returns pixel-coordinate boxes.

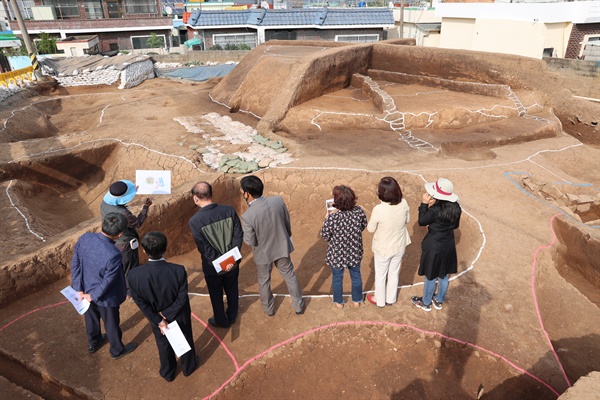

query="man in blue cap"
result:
[101,180,152,278]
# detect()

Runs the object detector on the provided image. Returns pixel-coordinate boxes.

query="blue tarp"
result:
[156,64,237,82]
[8,56,31,70]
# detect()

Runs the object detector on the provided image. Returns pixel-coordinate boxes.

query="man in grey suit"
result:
[240,176,304,316]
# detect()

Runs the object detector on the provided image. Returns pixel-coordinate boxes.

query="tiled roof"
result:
[323,9,395,26]
[188,8,394,28]
[261,10,322,26]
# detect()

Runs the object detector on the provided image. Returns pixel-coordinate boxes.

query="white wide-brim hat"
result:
[425,178,458,202]
[103,180,137,206]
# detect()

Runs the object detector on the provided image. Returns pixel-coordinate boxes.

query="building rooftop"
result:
[188,8,394,27]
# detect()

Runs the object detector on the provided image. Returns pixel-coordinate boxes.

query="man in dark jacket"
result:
[189,181,243,328]
[71,212,137,359]
[128,232,198,382]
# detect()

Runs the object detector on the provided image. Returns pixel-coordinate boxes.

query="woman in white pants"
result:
[366,177,411,307]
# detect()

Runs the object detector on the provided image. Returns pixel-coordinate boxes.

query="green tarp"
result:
[184,37,203,48]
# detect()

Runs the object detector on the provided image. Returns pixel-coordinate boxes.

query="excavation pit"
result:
[1,40,599,399]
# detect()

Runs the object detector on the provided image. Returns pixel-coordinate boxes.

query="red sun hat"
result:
[425,178,458,202]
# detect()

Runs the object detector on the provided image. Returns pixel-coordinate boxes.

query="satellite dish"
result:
[165,5,173,14]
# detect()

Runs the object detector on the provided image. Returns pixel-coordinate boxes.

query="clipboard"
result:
[212,247,242,274]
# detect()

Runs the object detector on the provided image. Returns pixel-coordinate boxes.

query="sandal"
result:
[334,302,344,309]
[352,302,361,308]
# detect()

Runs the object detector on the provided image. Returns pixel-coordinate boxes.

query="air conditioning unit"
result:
[31,6,57,21]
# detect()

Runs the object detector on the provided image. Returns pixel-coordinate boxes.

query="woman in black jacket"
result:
[411,178,461,312]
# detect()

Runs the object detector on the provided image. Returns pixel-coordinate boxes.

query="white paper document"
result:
[164,320,192,357]
[135,170,172,195]
[60,286,90,315]
[326,198,337,216]
[211,247,242,274]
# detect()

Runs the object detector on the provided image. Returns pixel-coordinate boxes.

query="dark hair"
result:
[141,231,168,259]
[191,181,212,199]
[332,185,357,211]
[377,176,402,205]
[102,213,127,236]
[436,200,461,224]
[240,176,264,198]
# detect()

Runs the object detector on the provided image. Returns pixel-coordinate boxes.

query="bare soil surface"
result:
[1,58,599,400]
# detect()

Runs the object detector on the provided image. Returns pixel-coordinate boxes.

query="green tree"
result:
[146,33,165,50]
[36,32,57,54]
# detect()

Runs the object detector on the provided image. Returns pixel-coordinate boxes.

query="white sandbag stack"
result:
[54,65,121,87]
[39,55,155,89]
[118,59,155,89]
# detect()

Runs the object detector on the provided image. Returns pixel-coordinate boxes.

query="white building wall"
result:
[440,18,574,59]
[438,18,475,50]
[422,32,440,48]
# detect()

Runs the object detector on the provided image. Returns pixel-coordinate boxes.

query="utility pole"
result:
[7,0,39,79]
[399,1,404,39]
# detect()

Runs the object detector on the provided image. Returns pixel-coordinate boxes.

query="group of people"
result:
[320,176,461,313]
[70,175,461,382]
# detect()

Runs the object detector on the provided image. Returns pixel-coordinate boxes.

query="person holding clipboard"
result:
[189,181,243,328]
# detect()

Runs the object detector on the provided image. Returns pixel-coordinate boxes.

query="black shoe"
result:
[111,343,137,360]
[295,308,304,315]
[208,317,230,328]
[411,296,432,312]
[227,315,237,325]
[88,334,107,354]
[183,356,200,377]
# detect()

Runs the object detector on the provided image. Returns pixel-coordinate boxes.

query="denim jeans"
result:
[422,275,449,306]
[331,264,363,304]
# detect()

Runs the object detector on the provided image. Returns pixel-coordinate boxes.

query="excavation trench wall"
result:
[212,41,599,144]
[2,168,483,308]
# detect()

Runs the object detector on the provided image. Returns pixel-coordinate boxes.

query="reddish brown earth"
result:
[1,42,599,399]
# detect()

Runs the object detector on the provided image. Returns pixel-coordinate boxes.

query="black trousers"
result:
[84,302,124,357]
[151,314,198,381]
[205,267,240,326]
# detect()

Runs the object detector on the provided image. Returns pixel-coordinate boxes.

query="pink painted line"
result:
[202,321,560,400]
[530,214,571,388]
[0,301,69,332]
[191,312,239,370]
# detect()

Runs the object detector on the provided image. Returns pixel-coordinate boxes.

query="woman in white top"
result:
[366,177,411,307]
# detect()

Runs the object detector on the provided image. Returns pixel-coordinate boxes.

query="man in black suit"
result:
[127,232,198,382]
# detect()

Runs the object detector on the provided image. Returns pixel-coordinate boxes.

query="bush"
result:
[120,51,130,55]
[209,44,223,51]
[36,32,57,54]
[238,44,251,50]
[223,43,238,50]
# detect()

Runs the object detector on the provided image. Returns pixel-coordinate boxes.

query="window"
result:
[42,0,79,18]
[580,34,600,61]
[131,35,166,50]
[84,0,104,19]
[335,34,379,43]
[8,0,35,20]
[213,33,257,49]
[125,0,157,14]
